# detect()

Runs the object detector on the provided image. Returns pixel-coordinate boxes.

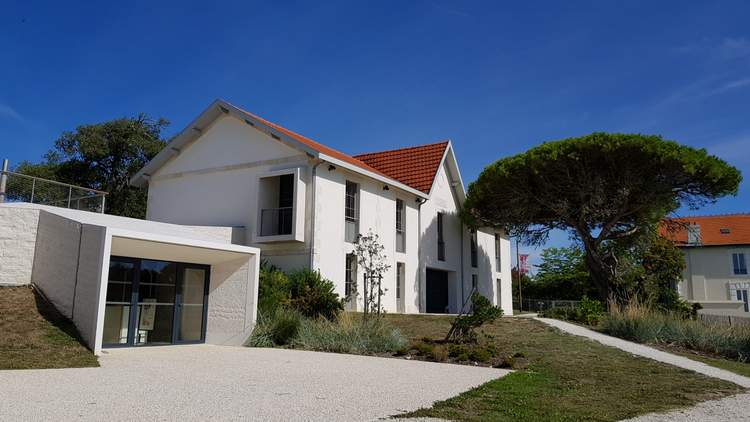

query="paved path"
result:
[537,317,750,422]
[0,345,508,421]
[536,317,750,388]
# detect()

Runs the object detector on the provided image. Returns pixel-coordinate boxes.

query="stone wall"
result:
[0,207,40,286]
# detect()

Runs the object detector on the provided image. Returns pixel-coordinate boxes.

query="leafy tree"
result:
[463,133,741,301]
[15,114,168,218]
[353,230,391,318]
[525,246,598,300]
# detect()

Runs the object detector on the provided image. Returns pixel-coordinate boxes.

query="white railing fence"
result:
[0,159,107,213]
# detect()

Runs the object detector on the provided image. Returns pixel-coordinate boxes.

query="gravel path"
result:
[0,345,508,421]
[537,317,750,421]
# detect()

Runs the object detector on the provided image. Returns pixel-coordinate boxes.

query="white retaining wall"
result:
[0,207,40,286]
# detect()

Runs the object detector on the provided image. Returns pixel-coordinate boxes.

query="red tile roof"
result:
[661,214,750,246]
[353,141,449,194]
[233,105,391,179]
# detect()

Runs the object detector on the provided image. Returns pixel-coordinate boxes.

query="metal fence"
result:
[0,159,107,213]
[514,299,581,312]
[699,313,750,326]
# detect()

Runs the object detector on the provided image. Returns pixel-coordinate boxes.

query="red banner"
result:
[519,254,530,274]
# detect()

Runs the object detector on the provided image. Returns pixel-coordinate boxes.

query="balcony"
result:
[260,207,293,236]
[254,168,305,243]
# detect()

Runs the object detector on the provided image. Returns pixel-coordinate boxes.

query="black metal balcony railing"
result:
[260,207,293,236]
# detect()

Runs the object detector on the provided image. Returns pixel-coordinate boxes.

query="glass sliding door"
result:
[135,260,177,346]
[176,267,209,342]
[103,258,136,345]
[102,257,210,348]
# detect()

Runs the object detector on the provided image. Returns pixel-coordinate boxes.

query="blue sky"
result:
[2,1,748,267]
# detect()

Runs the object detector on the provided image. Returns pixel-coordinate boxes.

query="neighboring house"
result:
[131,99,513,315]
[0,202,260,354]
[662,214,750,316]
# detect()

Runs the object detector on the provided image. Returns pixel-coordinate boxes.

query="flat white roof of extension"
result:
[1,203,259,263]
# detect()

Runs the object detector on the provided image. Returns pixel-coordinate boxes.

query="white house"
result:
[131,99,513,315]
[662,214,750,316]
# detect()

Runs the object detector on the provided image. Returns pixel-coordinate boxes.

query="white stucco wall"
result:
[73,224,108,350]
[680,246,750,316]
[206,255,259,346]
[0,206,40,286]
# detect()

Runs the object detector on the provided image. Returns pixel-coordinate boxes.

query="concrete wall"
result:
[73,224,108,350]
[0,206,40,286]
[206,254,259,346]
[680,246,750,316]
[31,211,82,317]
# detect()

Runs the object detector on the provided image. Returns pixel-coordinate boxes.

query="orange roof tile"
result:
[353,141,449,194]
[661,214,750,246]
[233,105,391,179]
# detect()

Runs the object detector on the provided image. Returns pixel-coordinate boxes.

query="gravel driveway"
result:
[0,345,508,421]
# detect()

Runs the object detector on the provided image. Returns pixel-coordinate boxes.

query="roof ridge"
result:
[668,213,750,219]
[353,140,450,158]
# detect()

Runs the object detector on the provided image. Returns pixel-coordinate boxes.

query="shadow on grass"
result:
[32,288,92,350]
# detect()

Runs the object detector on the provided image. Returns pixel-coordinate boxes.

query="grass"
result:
[0,286,98,369]
[599,302,750,362]
[382,314,743,422]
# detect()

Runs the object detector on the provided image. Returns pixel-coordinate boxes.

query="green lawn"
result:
[0,286,98,369]
[383,314,743,422]
[656,345,750,378]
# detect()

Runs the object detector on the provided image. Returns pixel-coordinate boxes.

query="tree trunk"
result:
[377,275,382,316]
[580,238,613,301]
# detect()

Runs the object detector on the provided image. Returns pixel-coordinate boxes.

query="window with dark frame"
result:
[733,253,748,275]
[471,274,478,291]
[437,212,445,261]
[494,233,502,270]
[345,253,356,297]
[396,262,404,300]
[345,181,359,243]
[470,230,478,268]
[396,199,405,253]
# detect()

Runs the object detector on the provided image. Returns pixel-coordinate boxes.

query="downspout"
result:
[309,159,324,269]
[417,198,424,312]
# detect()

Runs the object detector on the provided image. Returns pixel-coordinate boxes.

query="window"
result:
[345,253,357,298]
[471,274,478,291]
[437,212,445,261]
[396,262,405,313]
[496,278,502,306]
[733,253,748,275]
[737,289,749,312]
[345,181,359,243]
[494,233,502,270]
[470,230,478,268]
[395,199,405,253]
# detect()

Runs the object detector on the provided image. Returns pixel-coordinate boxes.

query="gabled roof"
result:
[661,214,750,247]
[353,141,450,194]
[130,100,429,199]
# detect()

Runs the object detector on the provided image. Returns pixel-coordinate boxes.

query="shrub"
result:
[447,293,503,342]
[292,312,407,354]
[469,346,494,363]
[287,269,343,320]
[600,302,750,362]
[540,296,605,326]
[431,345,449,362]
[249,307,302,347]
[257,262,290,315]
